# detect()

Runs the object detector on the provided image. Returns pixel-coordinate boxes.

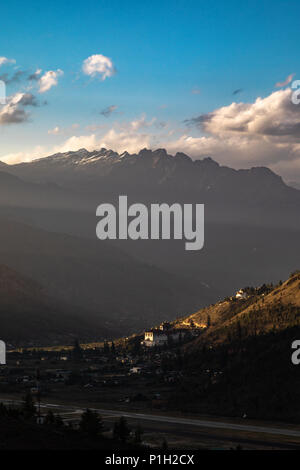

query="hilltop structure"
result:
[235,289,248,300]
[141,322,196,347]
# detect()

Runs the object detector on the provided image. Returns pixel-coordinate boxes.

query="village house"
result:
[141,324,188,347]
[142,330,168,347]
[129,366,142,374]
[235,289,248,300]
[159,321,171,331]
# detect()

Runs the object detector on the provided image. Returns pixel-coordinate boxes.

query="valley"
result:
[1,271,300,449]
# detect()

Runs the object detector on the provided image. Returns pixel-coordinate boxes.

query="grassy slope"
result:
[168,272,300,421]
[175,272,300,346]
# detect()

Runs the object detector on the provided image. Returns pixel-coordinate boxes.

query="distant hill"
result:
[1,147,300,302]
[0,264,110,346]
[0,169,87,210]
[175,271,300,346]
[288,181,300,190]
[168,272,300,421]
[0,217,207,338]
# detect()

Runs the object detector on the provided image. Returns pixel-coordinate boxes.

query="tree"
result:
[66,371,82,386]
[22,391,36,419]
[113,416,131,442]
[132,336,141,355]
[55,414,64,427]
[207,314,211,328]
[103,341,110,355]
[161,438,168,450]
[79,409,103,437]
[72,339,83,361]
[0,403,7,417]
[236,321,242,342]
[167,334,174,348]
[44,410,55,425]
[134,424,143,444]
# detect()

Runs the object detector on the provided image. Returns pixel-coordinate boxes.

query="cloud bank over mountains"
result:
[181,88,300,177]
[1,51,300,182]
[9,87,297,182]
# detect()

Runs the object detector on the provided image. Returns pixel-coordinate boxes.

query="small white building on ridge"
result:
[141,324,188,347]
[235,289,248,300]
[142,330,168,347]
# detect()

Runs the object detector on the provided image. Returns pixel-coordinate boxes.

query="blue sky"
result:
[1,0,300,181]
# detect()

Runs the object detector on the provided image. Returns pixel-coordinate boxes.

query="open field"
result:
[1,396,300,450]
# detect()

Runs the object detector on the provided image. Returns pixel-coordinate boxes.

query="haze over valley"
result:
[0,148,298,343]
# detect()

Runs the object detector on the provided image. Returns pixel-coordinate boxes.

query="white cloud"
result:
[54,134,99,153]
[46,115,155,155]
[275,73,295,88]
[0,57,16,67]
[0,145,45,164]
[38,69,63,93]
[48,126,61,135]
[119,114,156,132]
[85,123,107,132]
[171,88,300,179]
[98,129,150,153]
[48,123,80,136]
[82,54,115,80]
[28,68,42,81]
[162,133,292,167]
[186,89,300,139]
[0,92,38,125]
[3,89,300,184]
[54,128,150,155]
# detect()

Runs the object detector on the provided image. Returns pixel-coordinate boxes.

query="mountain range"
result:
[0,147,299,343]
